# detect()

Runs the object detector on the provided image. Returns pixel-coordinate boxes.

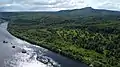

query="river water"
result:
[0,22,88,67]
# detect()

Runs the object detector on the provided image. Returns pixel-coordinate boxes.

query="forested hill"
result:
[58,7,120,16]
[4,7,120,67]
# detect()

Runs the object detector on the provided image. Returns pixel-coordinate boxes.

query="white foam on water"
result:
[22,61,47,67]
[4,46,51,67]
[4,51,49,67]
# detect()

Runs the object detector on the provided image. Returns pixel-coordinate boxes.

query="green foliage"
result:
[6,10,120,67]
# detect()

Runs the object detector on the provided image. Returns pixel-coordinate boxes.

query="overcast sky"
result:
[0,0,120,11]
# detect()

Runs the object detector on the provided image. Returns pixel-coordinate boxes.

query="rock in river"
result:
[12,46,15,48]
[3,41,8,43]
[22,49,27,53]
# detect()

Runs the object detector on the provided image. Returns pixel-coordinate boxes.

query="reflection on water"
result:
[4,40,60,67]
[4,52,47,67]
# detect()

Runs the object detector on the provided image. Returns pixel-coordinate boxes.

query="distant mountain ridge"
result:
[57,7,120,17]
[1,7,120,22]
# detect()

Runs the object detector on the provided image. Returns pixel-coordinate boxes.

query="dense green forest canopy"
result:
[4,7,120,67]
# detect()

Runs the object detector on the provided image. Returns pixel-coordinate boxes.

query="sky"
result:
[0,0,120,12]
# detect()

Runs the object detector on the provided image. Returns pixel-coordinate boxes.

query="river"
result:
[0,22,89,67]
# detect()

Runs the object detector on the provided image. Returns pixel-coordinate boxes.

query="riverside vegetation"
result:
[4,7,120,67]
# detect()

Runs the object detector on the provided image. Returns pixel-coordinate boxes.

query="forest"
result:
[6,7,120,67]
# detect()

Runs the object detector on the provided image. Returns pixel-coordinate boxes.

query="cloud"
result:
[0,0,120,11]
[97,0,120,11]
[83,0,120,11]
